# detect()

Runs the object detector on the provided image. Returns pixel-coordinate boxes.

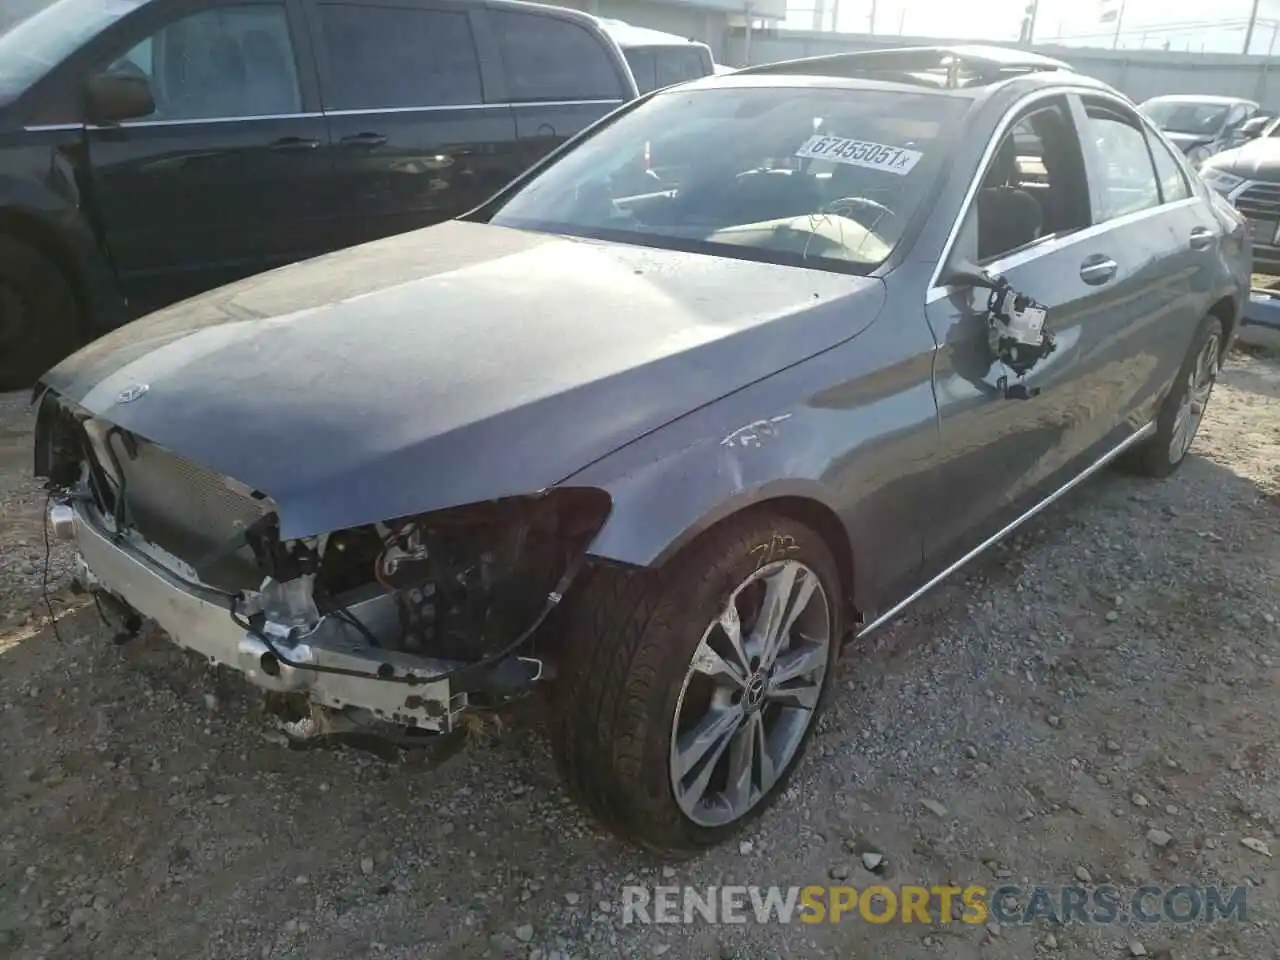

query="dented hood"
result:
[40,221,884,538]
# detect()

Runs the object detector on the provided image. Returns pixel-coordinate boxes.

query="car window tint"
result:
[624,49,657,94]
[1085,107,1161,222]
[1146,129,1192,203]
[654,48,707,89]
[318,4,481,110]
[958,101,1091,264]
[490,11,623,102]
[105,4,300,121]
[489,86,969,273]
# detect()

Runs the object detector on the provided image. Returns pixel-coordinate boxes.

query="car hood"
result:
[1205,138,1280,178]
[41,220,884,539]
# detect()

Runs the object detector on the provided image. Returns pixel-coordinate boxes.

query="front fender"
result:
[0,138,130,331]
[565,312,940,617]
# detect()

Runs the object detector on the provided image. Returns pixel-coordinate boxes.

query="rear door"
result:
[82,0,332,314]
[1074,94,1212,426]
[310,0,518,244]
[485,7,632,173]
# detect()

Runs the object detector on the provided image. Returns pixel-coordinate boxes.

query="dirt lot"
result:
[1,351,1279,960]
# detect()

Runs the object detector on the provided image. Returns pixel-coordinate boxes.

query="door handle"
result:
[1189,227,1215,251]
[269,136,320,151]
[340,132,388,148]
[1079,255,1117,285]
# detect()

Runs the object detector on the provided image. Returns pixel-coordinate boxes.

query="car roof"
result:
[596,18,708,50]
[701,45,1118,101]
[1142,94,1257,106]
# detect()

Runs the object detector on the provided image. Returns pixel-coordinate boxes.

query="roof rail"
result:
[733,44,1073,89]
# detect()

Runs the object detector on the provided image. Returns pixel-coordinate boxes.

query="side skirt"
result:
[855,420,1158,639]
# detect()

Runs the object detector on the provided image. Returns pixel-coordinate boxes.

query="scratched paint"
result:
[720,414,793,449]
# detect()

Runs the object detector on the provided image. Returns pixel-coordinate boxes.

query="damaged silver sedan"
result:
[33,47,1249,851]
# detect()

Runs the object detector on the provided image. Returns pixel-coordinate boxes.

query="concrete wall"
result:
[720,29,1280,110]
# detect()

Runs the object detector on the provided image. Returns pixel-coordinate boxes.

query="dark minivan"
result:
[0,0,636,387]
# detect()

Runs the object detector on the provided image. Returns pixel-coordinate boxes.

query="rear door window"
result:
[490,10,624,102]
[1083,102,1162,222]
[1146,129,1192,203]
[654,47,707,88]
[317,3,483,109]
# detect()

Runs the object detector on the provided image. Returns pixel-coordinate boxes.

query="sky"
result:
[784,0,1280,55]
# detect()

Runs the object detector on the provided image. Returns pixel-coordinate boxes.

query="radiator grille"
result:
[1236,182,1280,220]
[88,425,272,592]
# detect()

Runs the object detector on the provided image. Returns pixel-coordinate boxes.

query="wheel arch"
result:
[587,481,864,627]
[0,205,89,336]
[1207,293,1238,359]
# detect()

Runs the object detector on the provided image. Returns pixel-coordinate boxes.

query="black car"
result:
[1201,135,1280,272]
[37,45,1249,851]
[1139,94,1260,169]
[0,0,637,388]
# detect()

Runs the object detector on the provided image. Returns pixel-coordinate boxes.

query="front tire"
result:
[551,512,841,852]
[0,236,81,391]
[1124,313,1223,479]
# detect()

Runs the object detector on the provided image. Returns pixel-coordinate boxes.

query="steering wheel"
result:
[821,196,898,232]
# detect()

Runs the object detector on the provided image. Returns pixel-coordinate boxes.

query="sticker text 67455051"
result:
[794,135,923,176]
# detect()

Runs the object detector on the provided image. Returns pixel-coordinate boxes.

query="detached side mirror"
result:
[84,72,155,125]
[940,261,1000,292]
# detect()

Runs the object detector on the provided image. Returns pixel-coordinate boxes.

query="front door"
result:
[922,94,1152,578]
[83,0,333,315]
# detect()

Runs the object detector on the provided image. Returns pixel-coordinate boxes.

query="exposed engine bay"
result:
[36,392,610,746]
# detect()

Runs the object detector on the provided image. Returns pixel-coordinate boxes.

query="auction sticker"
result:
[795,135,922,175]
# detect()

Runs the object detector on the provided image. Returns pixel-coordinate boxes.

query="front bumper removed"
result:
[59,500,469,732]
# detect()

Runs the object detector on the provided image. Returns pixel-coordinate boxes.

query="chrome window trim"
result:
[924,85,1200,303]
[26,99,624,132]
[924,197,1200,304]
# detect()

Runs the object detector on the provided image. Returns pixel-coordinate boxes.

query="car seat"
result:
[975,137,1043,261]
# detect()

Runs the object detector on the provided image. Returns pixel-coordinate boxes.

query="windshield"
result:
[1142,101,1232,136]
[0,0,147,105]
[487,86,968,273]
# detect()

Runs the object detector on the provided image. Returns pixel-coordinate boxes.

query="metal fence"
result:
[723,29,1280,110]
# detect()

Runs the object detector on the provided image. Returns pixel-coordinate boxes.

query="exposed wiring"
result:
[228,553,585,687]
[40,491,64,645]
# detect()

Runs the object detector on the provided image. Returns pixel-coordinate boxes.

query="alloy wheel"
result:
[669,559,832,828]
[1168,331,1220,464]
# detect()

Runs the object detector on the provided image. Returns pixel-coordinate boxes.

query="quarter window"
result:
[317,4,482,110]
[1146,128,1192,203]
[1084,105,1161,222]
[105,4,301,121]
[490,11,624,102]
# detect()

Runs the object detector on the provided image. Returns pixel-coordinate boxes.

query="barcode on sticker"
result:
[795,135,923,175]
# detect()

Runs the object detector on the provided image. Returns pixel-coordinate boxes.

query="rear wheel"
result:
[0,237,80,391]
[551,512,841,852]
[1123,314,1223,479]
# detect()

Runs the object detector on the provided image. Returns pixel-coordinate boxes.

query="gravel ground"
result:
[1,350,1279,960]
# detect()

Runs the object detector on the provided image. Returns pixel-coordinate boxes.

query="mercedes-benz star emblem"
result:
[116,383,149,404]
